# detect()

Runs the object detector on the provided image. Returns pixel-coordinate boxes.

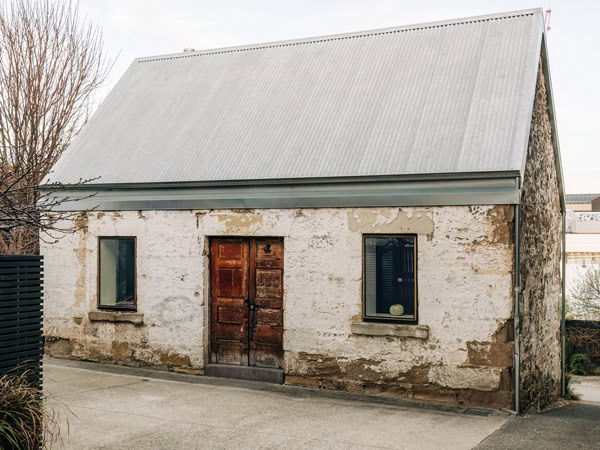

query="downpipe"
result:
[514,204,521,415]
[561,211,567,396]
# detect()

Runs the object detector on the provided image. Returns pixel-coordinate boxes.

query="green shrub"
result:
[565,339,575,370]
[564,373,581,401]
[570,354,593,375]
[0,370,62,449]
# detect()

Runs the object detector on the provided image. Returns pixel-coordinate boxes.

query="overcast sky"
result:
[78,0,599,194]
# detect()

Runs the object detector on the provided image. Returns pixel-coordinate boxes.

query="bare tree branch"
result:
[0,0,112,254]
[569,268,600,320]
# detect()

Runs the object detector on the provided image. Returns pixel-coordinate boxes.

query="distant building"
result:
[565,193,600,212]
[566,204,600,319]
[592,195,600,212]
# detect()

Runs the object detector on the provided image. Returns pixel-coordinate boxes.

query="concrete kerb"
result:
[45,357,512,418]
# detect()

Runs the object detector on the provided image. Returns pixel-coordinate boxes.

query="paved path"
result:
[476,375,600,449]
[573,375,600,403]
[44,358,509,450]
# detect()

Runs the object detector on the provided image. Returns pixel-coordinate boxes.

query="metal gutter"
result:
[43,176,521,212]
[39,170,523,191]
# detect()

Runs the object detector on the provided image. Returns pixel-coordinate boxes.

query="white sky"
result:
[78,0,599,194]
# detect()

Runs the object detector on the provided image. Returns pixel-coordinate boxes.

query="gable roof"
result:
[49,8,546,188]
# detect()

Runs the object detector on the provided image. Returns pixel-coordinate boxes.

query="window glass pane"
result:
[100,238,135,307]
[364,237,415,320]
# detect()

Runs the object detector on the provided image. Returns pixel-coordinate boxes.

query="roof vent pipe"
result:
[183,48,196,52]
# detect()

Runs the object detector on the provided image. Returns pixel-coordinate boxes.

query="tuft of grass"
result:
[564,373,581,401]
[0,369,64,449]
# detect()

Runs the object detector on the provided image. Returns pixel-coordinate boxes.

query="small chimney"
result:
[183,48,196,53]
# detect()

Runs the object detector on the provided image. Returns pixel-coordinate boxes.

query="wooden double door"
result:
[210,238,284,368]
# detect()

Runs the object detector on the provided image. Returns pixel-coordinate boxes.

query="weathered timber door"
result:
[210,238,284,368]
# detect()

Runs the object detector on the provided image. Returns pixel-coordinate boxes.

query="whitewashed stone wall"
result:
[42,205,515,406]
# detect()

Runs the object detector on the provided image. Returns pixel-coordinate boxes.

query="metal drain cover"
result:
[463,408,493,417]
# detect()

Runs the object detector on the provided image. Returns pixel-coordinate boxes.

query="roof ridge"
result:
[137,8,540,64]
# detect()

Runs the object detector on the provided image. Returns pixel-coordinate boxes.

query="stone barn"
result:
[42,8,565,413]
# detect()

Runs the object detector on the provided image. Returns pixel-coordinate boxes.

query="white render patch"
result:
[42,206,514,399]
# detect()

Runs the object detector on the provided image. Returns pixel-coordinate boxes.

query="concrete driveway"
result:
[44,358,510,450]
[44,359,600,449]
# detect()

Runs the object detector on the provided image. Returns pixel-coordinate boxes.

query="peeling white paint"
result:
[429,366,502,391]
[42,206,514,392]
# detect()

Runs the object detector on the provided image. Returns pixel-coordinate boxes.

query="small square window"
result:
[98,237,136,310]
[363,235,417,322]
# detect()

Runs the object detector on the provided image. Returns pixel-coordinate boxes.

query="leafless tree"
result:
[570,269,600,320]
[0,0,111,254]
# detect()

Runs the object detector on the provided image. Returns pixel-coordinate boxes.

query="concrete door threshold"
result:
[205,363,284,384]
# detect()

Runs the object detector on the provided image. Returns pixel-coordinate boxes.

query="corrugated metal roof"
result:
[48,8,544,185]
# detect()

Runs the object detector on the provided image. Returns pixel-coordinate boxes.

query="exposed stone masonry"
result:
[518,61,562,411]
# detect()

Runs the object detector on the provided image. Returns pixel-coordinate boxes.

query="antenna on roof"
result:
[544,8,552,31]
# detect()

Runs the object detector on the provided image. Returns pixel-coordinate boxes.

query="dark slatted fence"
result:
[0,255,44,386]
[566,320,600,366]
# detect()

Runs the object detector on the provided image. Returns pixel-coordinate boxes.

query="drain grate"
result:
[463,408,493,417]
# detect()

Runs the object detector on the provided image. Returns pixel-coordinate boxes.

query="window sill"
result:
[88,311,144,325]
[351,322,429,339]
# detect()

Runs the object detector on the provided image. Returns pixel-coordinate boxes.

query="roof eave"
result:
[39,172,521,212]
[39,170,522,191]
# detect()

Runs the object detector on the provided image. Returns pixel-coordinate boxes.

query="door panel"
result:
[210,239,249,366]
[218,242,245,259]
[256,308,283,326]
[217,268,244,298]
[249,239,284,368]
[216,341,244,365]
[255,269,283,299]
[211,238,283,369]
[218,306,243,324]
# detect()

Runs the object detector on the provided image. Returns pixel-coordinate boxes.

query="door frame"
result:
[207,236,284,369]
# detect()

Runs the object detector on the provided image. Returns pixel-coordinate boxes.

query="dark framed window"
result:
[363,235,417,322]
[98,237,136,310]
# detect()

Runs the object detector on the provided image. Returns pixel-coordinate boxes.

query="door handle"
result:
[249,303,255,311]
